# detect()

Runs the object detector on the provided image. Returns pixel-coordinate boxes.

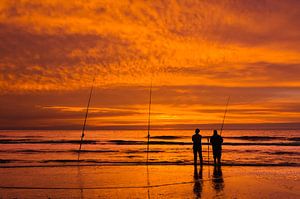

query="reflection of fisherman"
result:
[210,130,223,165]
[192,128,203,166]
[212,165,224,192]
[193,165,203,198]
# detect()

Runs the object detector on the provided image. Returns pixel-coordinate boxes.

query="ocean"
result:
[0,129,299,167]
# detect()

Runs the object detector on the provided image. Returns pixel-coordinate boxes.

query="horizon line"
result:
[1,122,300,131]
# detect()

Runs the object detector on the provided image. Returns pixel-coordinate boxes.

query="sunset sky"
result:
[1,0,300,130]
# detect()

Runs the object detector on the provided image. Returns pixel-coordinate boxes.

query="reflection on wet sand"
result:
[193,165,203,198]
[77,166,84,199]
[212,165,224,196]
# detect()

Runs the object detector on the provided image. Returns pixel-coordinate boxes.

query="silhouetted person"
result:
[210,130,223,165]
[212,165,224,193]
[192,128,203,166]
[193,165,203,198]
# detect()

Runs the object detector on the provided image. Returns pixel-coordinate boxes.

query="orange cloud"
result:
[0,0,300,129]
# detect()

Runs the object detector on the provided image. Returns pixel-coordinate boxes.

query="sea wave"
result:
[1,138,299,146]
[150,136,187,140]
[0,160,299,168]
[0,139,97,144]
[108,140,300,146]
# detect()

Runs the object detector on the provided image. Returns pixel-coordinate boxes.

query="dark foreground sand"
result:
[0,165,299,198]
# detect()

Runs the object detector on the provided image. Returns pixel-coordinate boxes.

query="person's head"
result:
[213,129,218,135]
[195,128,200,134]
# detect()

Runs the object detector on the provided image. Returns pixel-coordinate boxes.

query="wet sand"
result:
[0,165,299,198]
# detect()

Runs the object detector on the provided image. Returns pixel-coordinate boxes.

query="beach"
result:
[1,165,299,198]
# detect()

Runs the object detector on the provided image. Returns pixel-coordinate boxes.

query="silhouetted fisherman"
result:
[210,130,223,165]
[192,128,203,166]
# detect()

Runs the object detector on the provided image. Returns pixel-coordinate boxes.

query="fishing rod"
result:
[207,136,210,178]
[207,137,210,165]
[78,76,96,161]
[146,80,153,199]
[220,96,230,136]
[146,80,152,164]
